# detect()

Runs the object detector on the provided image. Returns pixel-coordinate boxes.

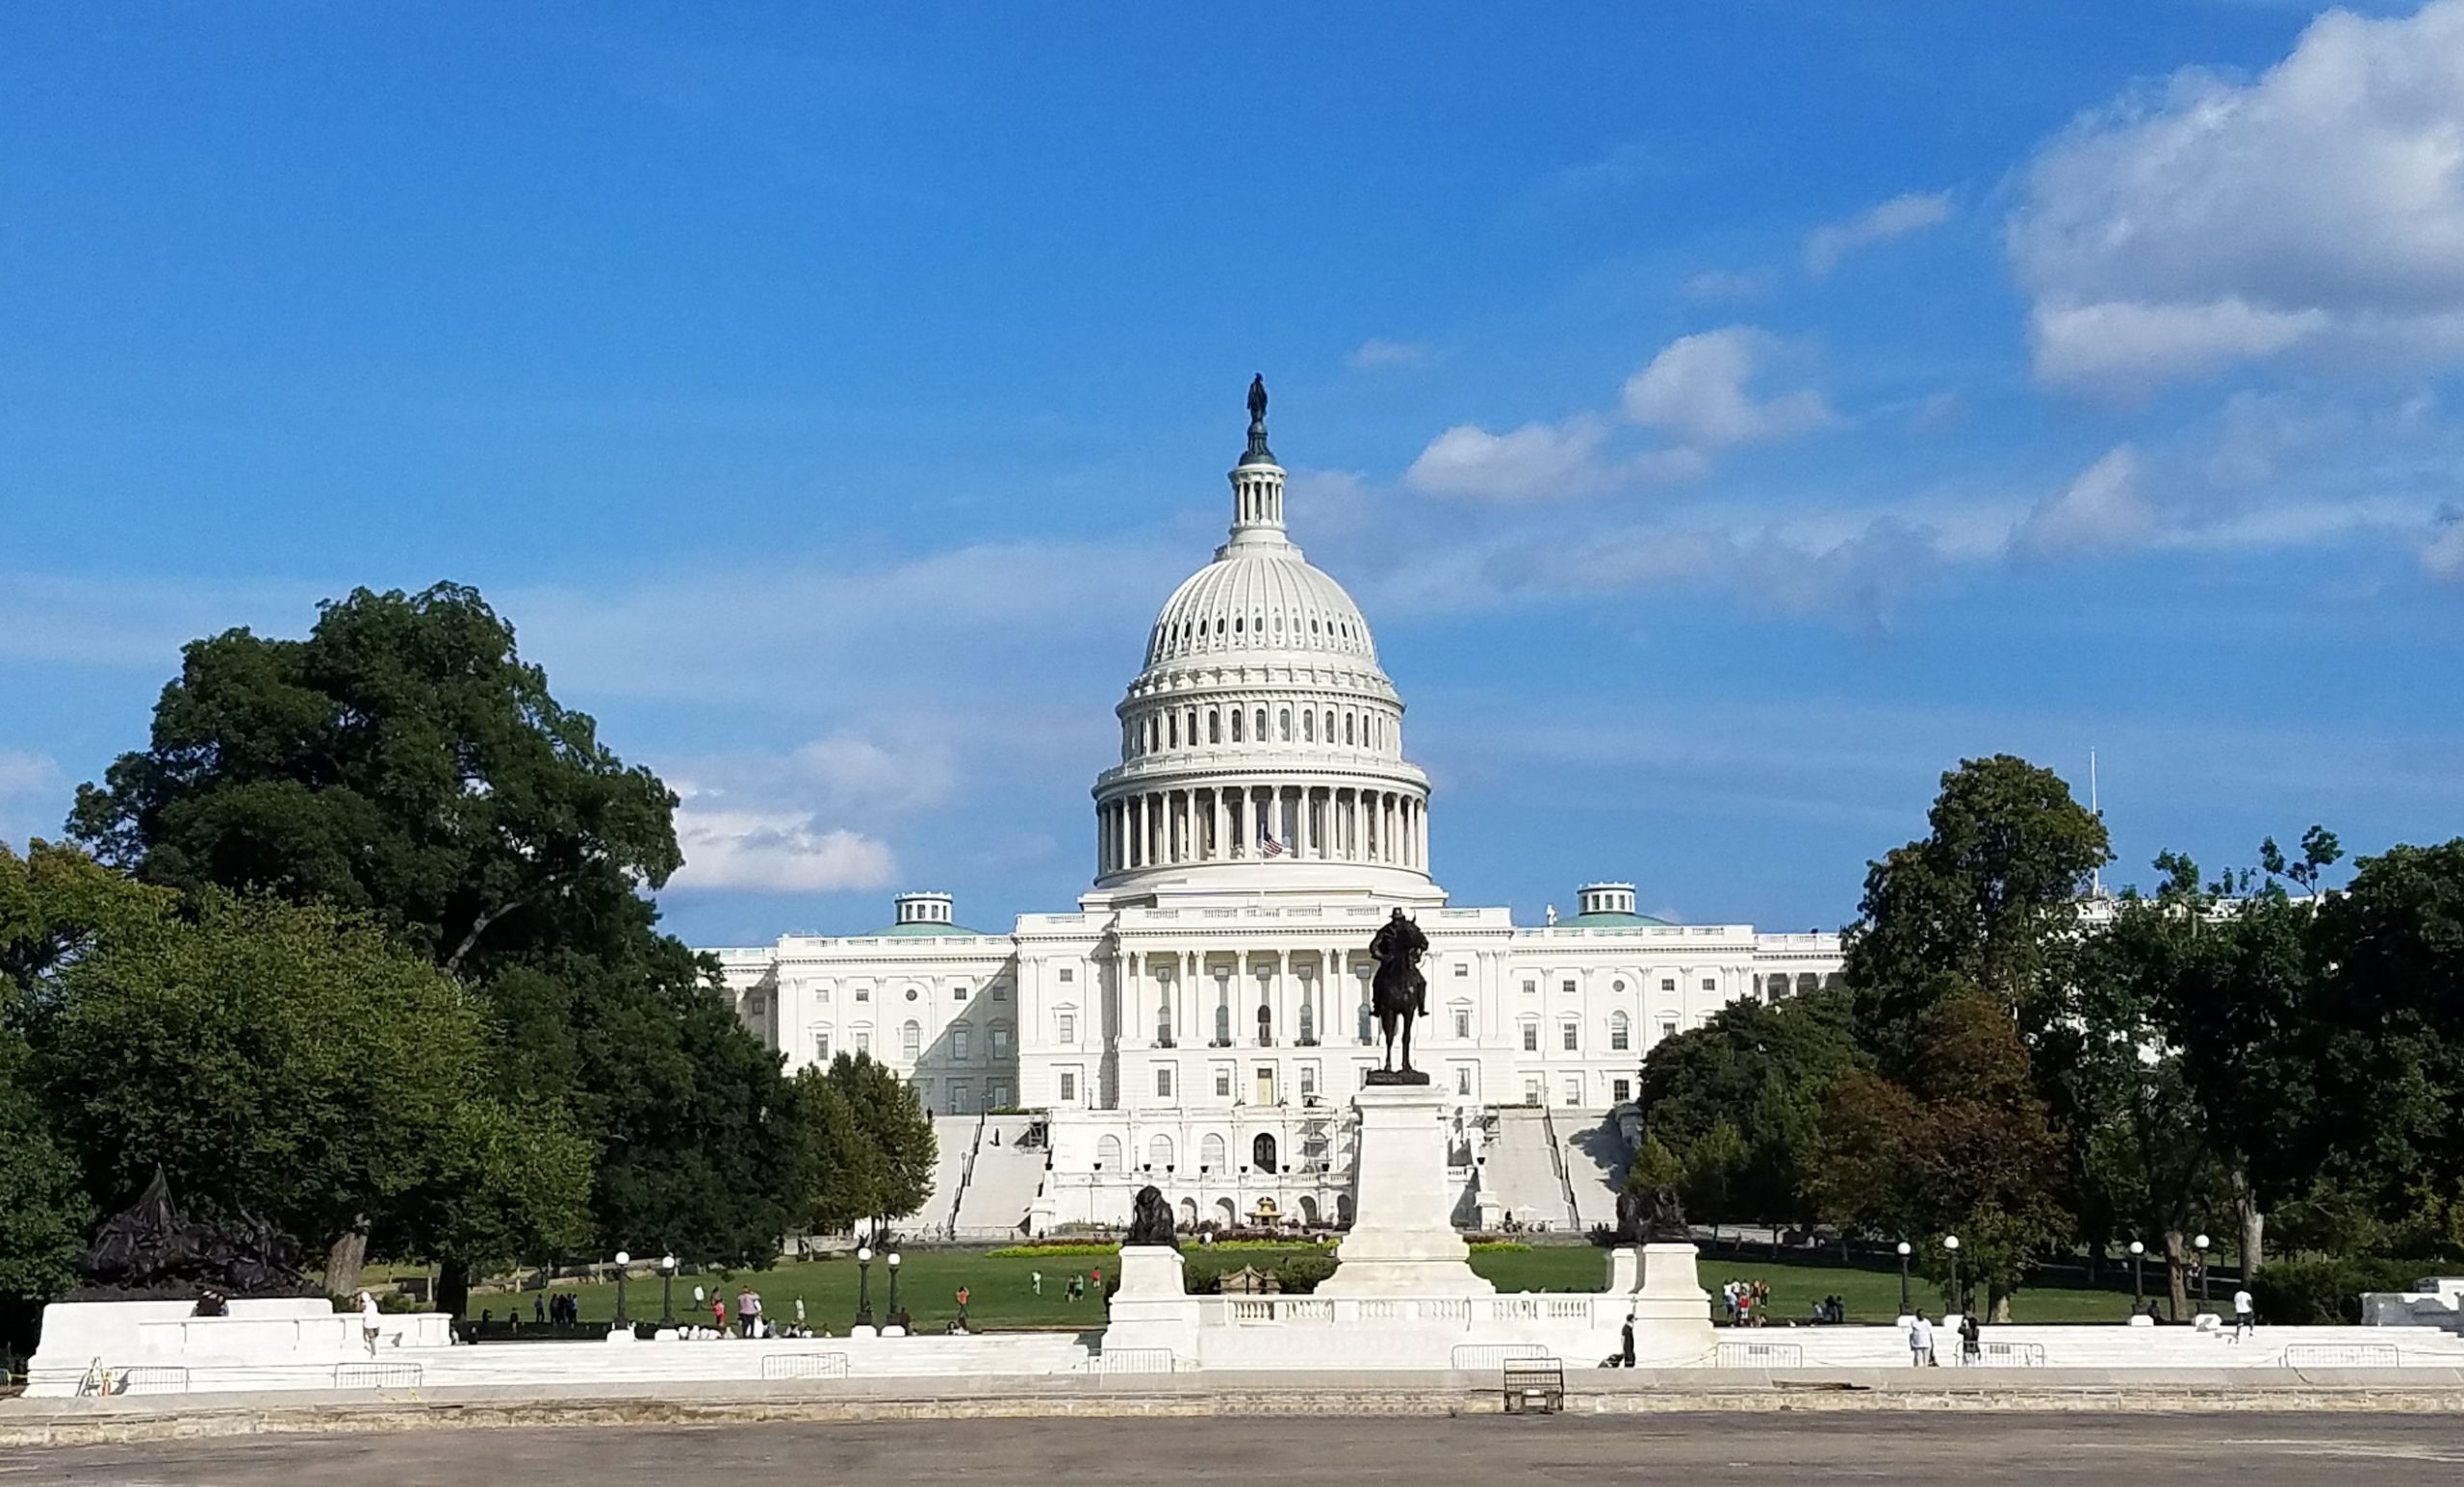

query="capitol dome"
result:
[1087,381,1439,907]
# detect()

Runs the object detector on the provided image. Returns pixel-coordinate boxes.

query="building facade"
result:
[708,390,1843,1235]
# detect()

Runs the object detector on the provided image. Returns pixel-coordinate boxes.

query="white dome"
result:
[1144,549,1379,670]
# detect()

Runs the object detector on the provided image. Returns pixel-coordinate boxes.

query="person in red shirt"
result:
[713,1295,727,1334]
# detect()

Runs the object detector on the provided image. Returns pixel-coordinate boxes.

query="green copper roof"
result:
[862,920,988,937]
[1557,910,1677,929]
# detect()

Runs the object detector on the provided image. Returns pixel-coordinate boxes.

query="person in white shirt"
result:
[1908,1313,1936,1367]
[2231,1288,2254,1341]
[357,1290,382,1357]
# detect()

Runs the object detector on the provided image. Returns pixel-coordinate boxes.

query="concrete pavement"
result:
[8,1413,2463,1485]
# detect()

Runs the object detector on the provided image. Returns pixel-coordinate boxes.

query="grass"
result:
[511,1245,2144,1332]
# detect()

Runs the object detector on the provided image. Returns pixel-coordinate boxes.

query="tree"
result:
[1844,755,2110,1064]
[1810,989,2066,1319]
[0,1024,92,1350]
[804,1053,936,1240]
[1635,989,1868,1230]
[69,583,681,979]
[0,838,170,1002]
[36,889,590,1297]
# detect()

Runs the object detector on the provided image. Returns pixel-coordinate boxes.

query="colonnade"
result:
[1116,945,1376,1056]
[1096,783,1425,876]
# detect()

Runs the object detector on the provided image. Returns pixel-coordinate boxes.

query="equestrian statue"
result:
[1368,908,1429,1082]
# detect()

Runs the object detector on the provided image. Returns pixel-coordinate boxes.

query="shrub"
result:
[986,1243,1119,1259]
[1469,1241,1531,1253]
[2249,1256,2429,1324]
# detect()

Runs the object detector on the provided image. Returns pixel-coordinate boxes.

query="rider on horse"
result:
[1369,908,1429,1073]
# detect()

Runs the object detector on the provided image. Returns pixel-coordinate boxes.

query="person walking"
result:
[1032,1269,1043,1297]
[795,1296,807,1331]
[737,1287,760,1339]
[1908,1312,1936,1367]
[1620,1314,1636,1369]
[1959,1311,1981,1366]
[2231,1286,2255,1342]
[712,1295,728,1334]
[956,1285,972,1332]
[357,1290,382,1357]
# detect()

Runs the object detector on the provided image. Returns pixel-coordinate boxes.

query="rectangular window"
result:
[1453,961,1468,977]
[1057,1012,1077,1043]
[1701,978,1716,992]
[1562,1076,1582,1107]
[1058,968,1074,983]
[1660,978,1676,992]
[1156,1066,1174,1098]
[989,1083,1009,1109]
[1215,1068,1232,1097]
[992,985,1009,1001]
[1455,1066,1473,1097]
[991,1026,1013,1057]
[1299,1065,1317,1097]
[953,1028,971,1060]
[1560,979,1576,995]
[1561,1022,1578,1051]
[1059,1070,1078,1103]
[1612,1078,1632,1104]
[1524,1078,1542,1104]
[1452,1008,1471,1039]
[814,1032,832,1062]
[854,1030,871,1055]
[949,1081,973,1115]
[1521,1023,1538,1053]
[856,988,870,1002]
[1522,980,1536,995]
[1610,1022,1630,1052]
[1658,1018,1678,1041]
[954,986,969,1002]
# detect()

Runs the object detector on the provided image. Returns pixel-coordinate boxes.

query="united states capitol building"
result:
[709,387,1842,1239]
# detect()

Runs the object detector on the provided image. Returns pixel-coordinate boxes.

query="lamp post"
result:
[659,1254,678,1326]
[1896,1242,1912,1317]
[855,1244,875,1330]
[2128,1241,2144,1308]
[1942,1235,1962,1317]
[613,1251,630,1327]
[2194,1233,2211,1310]
[886,1251,903,1329]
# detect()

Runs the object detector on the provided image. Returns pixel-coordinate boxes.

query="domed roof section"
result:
[1144,551,1380,669]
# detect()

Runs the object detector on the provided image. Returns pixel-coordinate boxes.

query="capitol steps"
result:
[1481,1107,1577,1232]
[951,1115,1047,1239]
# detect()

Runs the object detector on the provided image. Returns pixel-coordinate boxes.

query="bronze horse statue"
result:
[1369,909,1428,1077]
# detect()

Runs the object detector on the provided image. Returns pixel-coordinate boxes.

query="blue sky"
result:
[5,1,2462,946]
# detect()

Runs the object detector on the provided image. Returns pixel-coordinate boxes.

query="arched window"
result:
[1609,1011,1631,1052]
[1214,1003,1229,1044]
[1345,713,1355,745]
[1168,713,1178,748]
[1201,1133,1226,1170]
[1256,707,1268,739]
[1209,710,1220,744]
[1358,1001,1373,1044]
[1231,708,1245,743]
[1298,1000,1315,1043]
[1256,1003,1272,1043]
[1156,994,1173,1044]
[1186,707,1198,744]
[1323,709,1335,741]
[1302,710,1314,742]
[902,1020,921,1060]
[1147,1134,1174,1170]
[1252,1133,1279,1172]
[1097,1134,1122,1170]
[1279,709,1292,741]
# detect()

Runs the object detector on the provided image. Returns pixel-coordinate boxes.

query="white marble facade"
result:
[708,392,1843,1233]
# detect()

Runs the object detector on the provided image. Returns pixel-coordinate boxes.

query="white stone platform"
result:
[1318,1082,1492,1297]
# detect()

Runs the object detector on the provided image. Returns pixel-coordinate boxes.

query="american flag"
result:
[1259,829,1285,859]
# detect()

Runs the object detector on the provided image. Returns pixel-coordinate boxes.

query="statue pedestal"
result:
[1599,1243,1715,1363]
[1320,1083,1494,1297]
[1102,1245,1200,1361]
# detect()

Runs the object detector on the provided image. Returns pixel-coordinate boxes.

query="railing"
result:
[1093,1347,1179,1373]
[1967,1341,2045,1368]
[2282,1343,2400,1369]
[1451,1342,1550,1372]
[1537,1102,1580,1229]
[1218,1295,1538,1326]
[760,1351,853,1379]
[334,1362,424,1389]
[1715,1341,1805,1368]
[107,1365,191,1396]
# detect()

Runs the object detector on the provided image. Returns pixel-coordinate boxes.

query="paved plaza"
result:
[11,1414,2462,1486]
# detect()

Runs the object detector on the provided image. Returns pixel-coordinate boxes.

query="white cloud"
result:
[669,805,898,894]
[1347,338,1439,371]
[1804,191,1955,277]
[1620,328,1835,448]
[789,732,956,816]
[1403,416,1617,502]
[2013,448,2159,557]
[2426,516,2464,583]
[1682,269,1772,302]
[2010,0,2464,394]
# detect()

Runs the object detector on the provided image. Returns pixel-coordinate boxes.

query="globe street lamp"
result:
[856,1244,876,1330]
[659,1254,678,1326]
[1942,1235,1962,1317]
[886,1251,903,1329]
[1895,1242,1912,1317]
[613,1251,631,1327]
[2128,1240,2145,1308]
[2194,1233,2211,1309]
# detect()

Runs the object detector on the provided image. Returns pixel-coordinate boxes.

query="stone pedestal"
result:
[1598,1242,1715,1363]
[1319,1083,1495,1297]
[1101,1245,1201,1359]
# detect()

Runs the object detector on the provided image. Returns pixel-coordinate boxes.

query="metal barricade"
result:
[334,1362,424,1389]
[1452,1342,1550,1372]
[2282,1343,2400,1369]
[1715,1341,1805,1368]
[760,1350,853,1380]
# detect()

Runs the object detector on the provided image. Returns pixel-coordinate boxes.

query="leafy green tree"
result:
[37,890,590,1297]
[1845,755,2110,1064]
[69,583,681,979]
[0,838,170,1002]
[811,1053,936,1240]
[1623,1133,1685,1196]
[0,1024,92,1348]
[1635,988,1867,1229]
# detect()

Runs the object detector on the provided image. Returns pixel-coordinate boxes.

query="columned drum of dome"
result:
[1087,384,1440,907]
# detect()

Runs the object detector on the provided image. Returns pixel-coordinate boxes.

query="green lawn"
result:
[514,1245,2142,1332]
